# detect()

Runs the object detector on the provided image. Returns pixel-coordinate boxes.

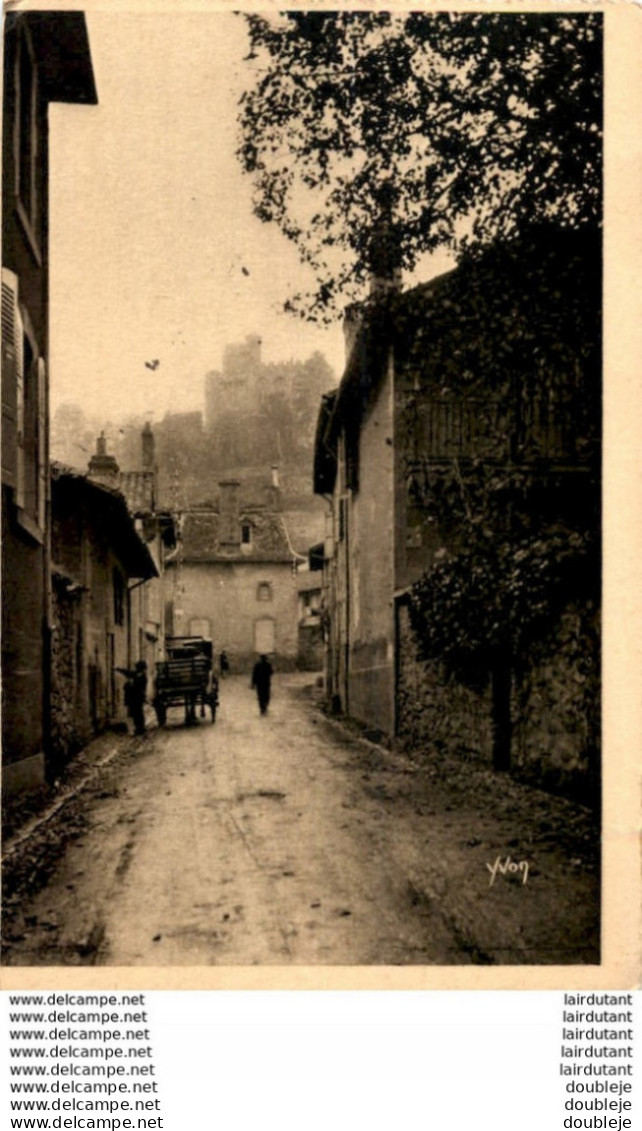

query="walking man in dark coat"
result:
[251,654,273,715]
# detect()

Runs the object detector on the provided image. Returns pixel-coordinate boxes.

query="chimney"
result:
[88,432,120,491]
[141,421,155,471]
[342,205,401,363]
[218,479,240,545]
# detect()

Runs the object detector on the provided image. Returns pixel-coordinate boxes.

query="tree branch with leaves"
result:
[237,11,602,319]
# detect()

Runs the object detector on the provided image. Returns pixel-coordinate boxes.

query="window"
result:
[21,331,34,515]
[1,268,46,534]
[113,569,125,626]
[14,25,40,254]
[241,523,252,545]
[257,582,272,602]
[18,305,43,530]
[1,269,22,495]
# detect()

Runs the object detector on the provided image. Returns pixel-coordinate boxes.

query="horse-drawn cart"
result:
[153,636,218,726]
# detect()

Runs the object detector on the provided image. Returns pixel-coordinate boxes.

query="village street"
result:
[3,675,599,968]
[1,13,609,986]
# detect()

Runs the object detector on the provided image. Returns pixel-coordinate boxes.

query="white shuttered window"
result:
[1,268,24,505]
[1,269,18,487]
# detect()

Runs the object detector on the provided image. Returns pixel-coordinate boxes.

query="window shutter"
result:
[1,269,18,487]
[37,356,46,530]
[15,302,25,509]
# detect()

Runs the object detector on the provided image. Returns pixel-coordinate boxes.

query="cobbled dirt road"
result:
[2,675,599,966]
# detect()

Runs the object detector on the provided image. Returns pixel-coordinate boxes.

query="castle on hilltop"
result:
[204,334,333,470]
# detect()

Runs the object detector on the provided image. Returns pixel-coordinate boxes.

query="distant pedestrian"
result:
[251,654,273,715]
[219,650,230,679]
[117,660,148,735]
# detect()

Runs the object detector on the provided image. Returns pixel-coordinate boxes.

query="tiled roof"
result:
[50,464,158,580]
[178,508,293,563]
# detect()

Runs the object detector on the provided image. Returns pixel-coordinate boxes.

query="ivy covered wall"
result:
[391,226,600,802]
[397,597,600,804]
[512,603,600,802]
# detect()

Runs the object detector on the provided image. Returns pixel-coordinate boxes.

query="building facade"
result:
[119,423,177,674]
[296,564,324,672]
[2,12,97,792]
[315,228,600,796]
[50,465,157,773]
[166,478,299,670]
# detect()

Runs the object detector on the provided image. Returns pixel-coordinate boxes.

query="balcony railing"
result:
[414,396,595,465]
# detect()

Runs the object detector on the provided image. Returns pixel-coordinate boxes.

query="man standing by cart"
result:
[117,660,148,735]
[251,654,273,716]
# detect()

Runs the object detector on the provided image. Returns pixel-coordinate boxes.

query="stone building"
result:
[314,227,600,797]
[165,476,300,670]
[50,464,157,772]
[48,426,175,772]
[2,12,97,793]
[118,423,177,673]
[296,564,324,672]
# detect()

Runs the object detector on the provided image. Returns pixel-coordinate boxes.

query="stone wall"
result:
[512,604,600,801]
[396,598,599,801]
[49,581,85,775]
[349,638,395,736]
[396,600,493,762]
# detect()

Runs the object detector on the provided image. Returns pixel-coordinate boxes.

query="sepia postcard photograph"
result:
[0,1,639,988]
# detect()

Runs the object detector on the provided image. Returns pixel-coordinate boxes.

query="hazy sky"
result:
[49,11,453,423]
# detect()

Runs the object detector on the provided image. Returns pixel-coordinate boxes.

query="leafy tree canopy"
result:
[237,12,602,320]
